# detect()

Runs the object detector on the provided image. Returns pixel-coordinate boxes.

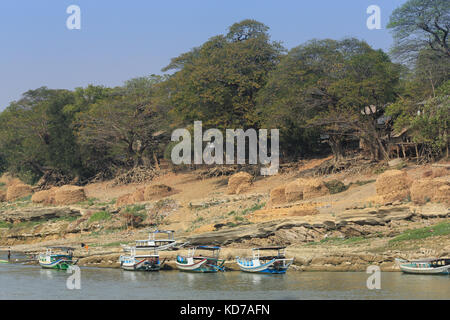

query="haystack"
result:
[432,167,449,178]
[284,179,305,202]
[116,193,134,207]
[375,170,412,203]
[302,179,329,199]
[31,188,57,205]
[143,184,173,200]
[53,185,86,205]
[410,176,450,204]
[268,185,287,207]
[0,173,22,187]
[0,190,6,202]
[226,172,252,195]
[6,183,33,201]
[132,188,145,202]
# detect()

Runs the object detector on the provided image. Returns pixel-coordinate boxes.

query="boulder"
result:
[226,172,252,195]
[375,170,412,203]
[6,184,33,201]
[53,185,86,205]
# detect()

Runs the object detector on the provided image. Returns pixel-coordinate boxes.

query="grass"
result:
[306,236,367,246]
[0,221,12,229]
[389,222,450,243]
[123,204,147,219]
[88,211,112,224]
[324,180,348,194]
[0,215,79,230]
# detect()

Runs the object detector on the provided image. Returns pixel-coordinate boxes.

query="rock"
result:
[375,170,412,203]
[54,185,86,205]
[0,207,82,223]
[6,184,33,201]
[388,158,404,168]
[226,172,252,195]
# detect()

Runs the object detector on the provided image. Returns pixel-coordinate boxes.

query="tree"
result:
[259,39,402,161]
[76,76,170,169]
[387,0,450,62]
[163,20,284,130]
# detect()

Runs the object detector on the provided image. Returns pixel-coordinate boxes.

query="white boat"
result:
[395,258,450,275]
[176,246,225,272]
[236,247,294,274]
[119,246,160,271]
[38,247,77,270]
[134,230,177,251]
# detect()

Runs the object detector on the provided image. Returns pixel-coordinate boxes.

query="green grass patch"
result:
[389,222,450,243]
[306,236,367,246]
[88,211,112,224]
[0,221,12,229]
[324,180,348,194]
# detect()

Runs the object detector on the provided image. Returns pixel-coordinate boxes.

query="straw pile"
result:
[410,176,450,204]
[53,185,86,205]
[143,184,173,200]
[226,172,252,195]
[268,185,286,207]
[284,179,305,202]
[6,183,33,201]
[302,179,329,200]
[375,170,412,202]
[31,188,58,205]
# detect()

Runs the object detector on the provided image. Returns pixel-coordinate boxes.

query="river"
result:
[0,261,448,300]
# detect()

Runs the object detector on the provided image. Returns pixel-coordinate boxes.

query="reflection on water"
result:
[0,262,448,300]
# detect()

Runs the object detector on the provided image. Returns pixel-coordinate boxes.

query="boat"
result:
[395,258,450,275]
[38,247,77,270]
[236,247,294,274]
[134,230,178,251]
[176,246,225,272]
[119,245,161,271]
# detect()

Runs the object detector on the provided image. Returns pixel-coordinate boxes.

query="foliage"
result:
[389,222,450,243]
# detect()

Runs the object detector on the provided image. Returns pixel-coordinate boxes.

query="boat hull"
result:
[120,256,160,271]
[399,265,450,275]
[175,257,223,273]
[236,258,294,274]
[39,259,75,270]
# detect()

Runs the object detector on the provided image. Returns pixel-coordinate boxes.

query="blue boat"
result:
[236,247,294,274]
[176,246,225,273]
[396,258,450,275]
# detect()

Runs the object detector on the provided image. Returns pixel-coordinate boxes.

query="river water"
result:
[0,261,448,300]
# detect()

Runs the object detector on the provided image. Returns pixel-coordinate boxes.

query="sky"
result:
[0,0,408,110]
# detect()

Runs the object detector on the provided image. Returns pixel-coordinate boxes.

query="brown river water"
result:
[0,258,448,299]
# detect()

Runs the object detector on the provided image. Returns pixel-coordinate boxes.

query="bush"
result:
[324,180,348,194]
[88,211,112,224]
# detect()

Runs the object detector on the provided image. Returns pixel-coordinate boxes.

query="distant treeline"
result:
[0,0,448,184]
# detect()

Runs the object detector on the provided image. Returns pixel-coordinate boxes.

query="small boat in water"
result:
[176,246,225,272]
[395,258,450,275]
[119,245,160,271]
[236,247,294,274]
[39,247,77,270]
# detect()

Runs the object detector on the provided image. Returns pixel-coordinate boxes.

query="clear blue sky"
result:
[0,0,407,110]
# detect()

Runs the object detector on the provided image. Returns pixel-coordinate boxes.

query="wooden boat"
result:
[119,246,160,271]
[38,247,77,270]
[236,247,294,274]
[176,246,225,273]
[134,230,178,251]
[395,258,450,275]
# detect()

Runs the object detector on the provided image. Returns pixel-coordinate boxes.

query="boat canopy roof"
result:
[47,246,75,251]
[196,245,221,250]
[252,246,286,250]
[151,230,175,234]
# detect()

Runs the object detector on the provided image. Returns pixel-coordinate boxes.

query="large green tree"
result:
[387,0,450,62]
[163,20,284,130]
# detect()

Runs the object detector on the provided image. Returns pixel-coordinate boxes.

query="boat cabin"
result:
[252,247,287,261]
[135,230,176,248]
